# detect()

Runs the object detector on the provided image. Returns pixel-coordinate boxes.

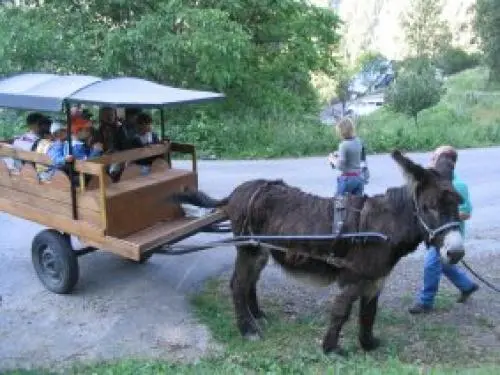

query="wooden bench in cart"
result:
[0,72,227,294]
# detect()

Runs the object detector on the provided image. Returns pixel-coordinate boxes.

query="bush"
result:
[385,61,445,124]
[434,47,482,75]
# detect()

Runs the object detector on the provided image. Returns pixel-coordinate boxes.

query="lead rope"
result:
[237,182,358,272]
[411,199,500,293]
[460,260,500,293]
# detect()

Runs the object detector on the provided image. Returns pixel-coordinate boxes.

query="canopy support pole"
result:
[64,101,78,220]
[160,108,171,167]
[160,108,165,141]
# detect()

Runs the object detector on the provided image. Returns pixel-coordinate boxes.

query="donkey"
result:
[169,150,465,355]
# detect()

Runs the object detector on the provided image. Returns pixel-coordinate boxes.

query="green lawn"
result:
[6,279,499,375]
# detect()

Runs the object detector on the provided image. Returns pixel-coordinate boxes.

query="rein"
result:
[415,215,461,241]
[410,198,500,294]
[412,196,461,242]
[239,183,373,273]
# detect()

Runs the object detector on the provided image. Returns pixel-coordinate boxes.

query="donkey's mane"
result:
[384,185,414,213]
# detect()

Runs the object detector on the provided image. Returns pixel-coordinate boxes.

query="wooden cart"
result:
[0,73,227,294]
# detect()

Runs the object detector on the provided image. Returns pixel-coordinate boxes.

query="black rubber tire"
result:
[31,229,79,294]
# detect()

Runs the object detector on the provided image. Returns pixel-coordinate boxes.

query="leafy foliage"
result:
[474,0,500,83]
[434,47,482,75]
[401,0,452,59]
[385,60,444,124]
[354,51,388,73]
[334,69,352,115]
[0,0,341,116]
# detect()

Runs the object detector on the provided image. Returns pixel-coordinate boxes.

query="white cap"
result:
[50,121,65,134]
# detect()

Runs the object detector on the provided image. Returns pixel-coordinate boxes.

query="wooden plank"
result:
[170,142,195,154]
[97,166,108,232]
[87,173,113,190]
[150,158,170,173]
[106,169,194,197]
[0,195,139,260]
[74,160,103,176]
[92,143,169,165]
[0,186,102,227]
[19,164,39,184]
[169,142,196,172]
[125,210,229,252]
[120,164,143,181]
[104,173,197,237]
[0,196,105,239]
[77,236,140,261]
[0,143,52,165]
[45,170,71,191]
[0,175,100,211]
[148,170,198,191]
[0,158,9,177]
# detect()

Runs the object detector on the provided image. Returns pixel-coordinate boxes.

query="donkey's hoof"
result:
[244,332,262,342]
[322,342,348,357]
[326,347,349,358]
[253,309,268,320]
[360,336,381,351]
[256,314,269,326]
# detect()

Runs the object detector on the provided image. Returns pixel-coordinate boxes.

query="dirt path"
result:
[1,148,500,371]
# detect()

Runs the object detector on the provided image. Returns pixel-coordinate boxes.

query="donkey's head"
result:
[391,150,465,264]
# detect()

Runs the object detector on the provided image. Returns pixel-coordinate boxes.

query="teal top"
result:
[453,173,472,235]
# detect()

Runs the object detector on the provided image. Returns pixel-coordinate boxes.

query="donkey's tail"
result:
[167,190,230,208]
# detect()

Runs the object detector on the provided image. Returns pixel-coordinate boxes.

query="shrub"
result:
[434,47,482,75]
[385,61,445,125]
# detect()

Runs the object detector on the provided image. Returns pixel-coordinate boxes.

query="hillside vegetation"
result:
[357,67,500,154]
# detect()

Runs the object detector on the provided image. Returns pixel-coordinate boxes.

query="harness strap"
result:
[237,182,375,272]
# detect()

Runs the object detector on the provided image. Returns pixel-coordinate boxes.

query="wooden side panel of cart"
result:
[0,142,227,261]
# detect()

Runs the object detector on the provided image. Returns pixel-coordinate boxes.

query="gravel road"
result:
[1,147,499,371]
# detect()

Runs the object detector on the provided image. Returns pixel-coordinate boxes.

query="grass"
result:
[356,67,500,154]
[5,278,499,375]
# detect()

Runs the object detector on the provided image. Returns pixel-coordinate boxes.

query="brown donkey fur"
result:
[169,150,464,355]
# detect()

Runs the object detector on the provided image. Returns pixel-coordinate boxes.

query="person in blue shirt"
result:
[409,145,479,314]
[44,116,103,182]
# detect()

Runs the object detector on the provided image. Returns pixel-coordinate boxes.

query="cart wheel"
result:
[31,229,79,294]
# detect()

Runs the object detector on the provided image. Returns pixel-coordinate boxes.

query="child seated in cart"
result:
[130,112,161,175]
[40,116,103,182]
[3,112,51,172]
[34,124,55,181]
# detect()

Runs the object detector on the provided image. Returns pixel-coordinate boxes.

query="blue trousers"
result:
[337,175,364,196]
[417,246,475,307]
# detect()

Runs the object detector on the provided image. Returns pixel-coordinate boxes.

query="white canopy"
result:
[0,73,224,113]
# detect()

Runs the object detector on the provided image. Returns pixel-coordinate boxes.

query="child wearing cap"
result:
[37,121,68,181]
[44,116,103,181]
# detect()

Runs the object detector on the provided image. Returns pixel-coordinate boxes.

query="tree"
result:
[335,69,352,116]
[385,62,444,125]
[401,0,452,59]
[0,0,342,115]
[474,0,500,83]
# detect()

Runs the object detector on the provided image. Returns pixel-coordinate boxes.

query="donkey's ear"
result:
[391,149,429,188]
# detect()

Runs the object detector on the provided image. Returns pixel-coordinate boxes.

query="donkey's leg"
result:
[247,249,269,320]
[358,295,381,351]
[322,283,361,355]
[358,278,385,350]
[230,245,268,340]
